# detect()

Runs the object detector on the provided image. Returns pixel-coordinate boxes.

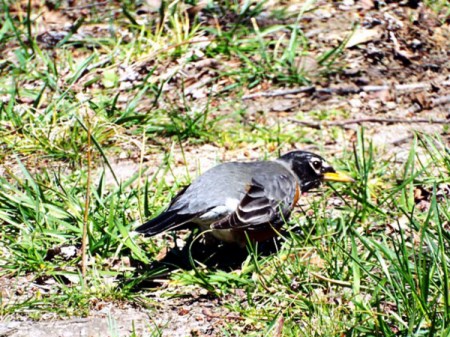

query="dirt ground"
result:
[0,294,227,337]
[1,0,449,336]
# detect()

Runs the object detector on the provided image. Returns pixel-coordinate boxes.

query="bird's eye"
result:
[311,160,322,171]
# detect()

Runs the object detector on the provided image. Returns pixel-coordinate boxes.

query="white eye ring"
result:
[311,160,322,171]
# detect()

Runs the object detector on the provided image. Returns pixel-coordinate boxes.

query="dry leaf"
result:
[346,28,382,48]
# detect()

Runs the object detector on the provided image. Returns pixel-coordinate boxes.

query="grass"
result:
[1,0,450,336]
[166,132,450,336]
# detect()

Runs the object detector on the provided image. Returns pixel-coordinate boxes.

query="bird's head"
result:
[277,150,354,192]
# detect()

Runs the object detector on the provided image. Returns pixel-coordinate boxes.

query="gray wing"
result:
[211,174,297,230]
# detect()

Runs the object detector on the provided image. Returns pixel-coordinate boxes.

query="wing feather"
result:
[211,174,297,230]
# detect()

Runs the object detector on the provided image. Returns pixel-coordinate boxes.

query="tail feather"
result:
[135,211,192,236]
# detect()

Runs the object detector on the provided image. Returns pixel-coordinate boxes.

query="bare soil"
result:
[1,0,449,336]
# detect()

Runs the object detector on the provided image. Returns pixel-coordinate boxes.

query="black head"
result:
[277,151,354,192]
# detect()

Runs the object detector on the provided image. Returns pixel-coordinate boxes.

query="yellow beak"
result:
[323,171,355,183]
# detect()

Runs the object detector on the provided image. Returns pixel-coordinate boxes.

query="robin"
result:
[135,150,354,245]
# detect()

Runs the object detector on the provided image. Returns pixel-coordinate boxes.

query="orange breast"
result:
[292,182,301,207]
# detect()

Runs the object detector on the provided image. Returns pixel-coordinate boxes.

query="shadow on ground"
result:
[120,230,282,292]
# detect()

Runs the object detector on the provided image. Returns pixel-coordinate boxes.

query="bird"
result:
[135,150,354,246]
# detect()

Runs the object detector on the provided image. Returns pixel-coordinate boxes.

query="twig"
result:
[62,1,109,11]
[185,76,216,96]
[86,53,116,72]
[81,114,92,279]
[310,272,353,287]
[432,95,450,107]
[310,272,370,290]
[287,119,322,129]
[201,308,244,321]
[242,86,315,99]
[288,117,449,129]
[362,83,431,93]
[242,81,450,100]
